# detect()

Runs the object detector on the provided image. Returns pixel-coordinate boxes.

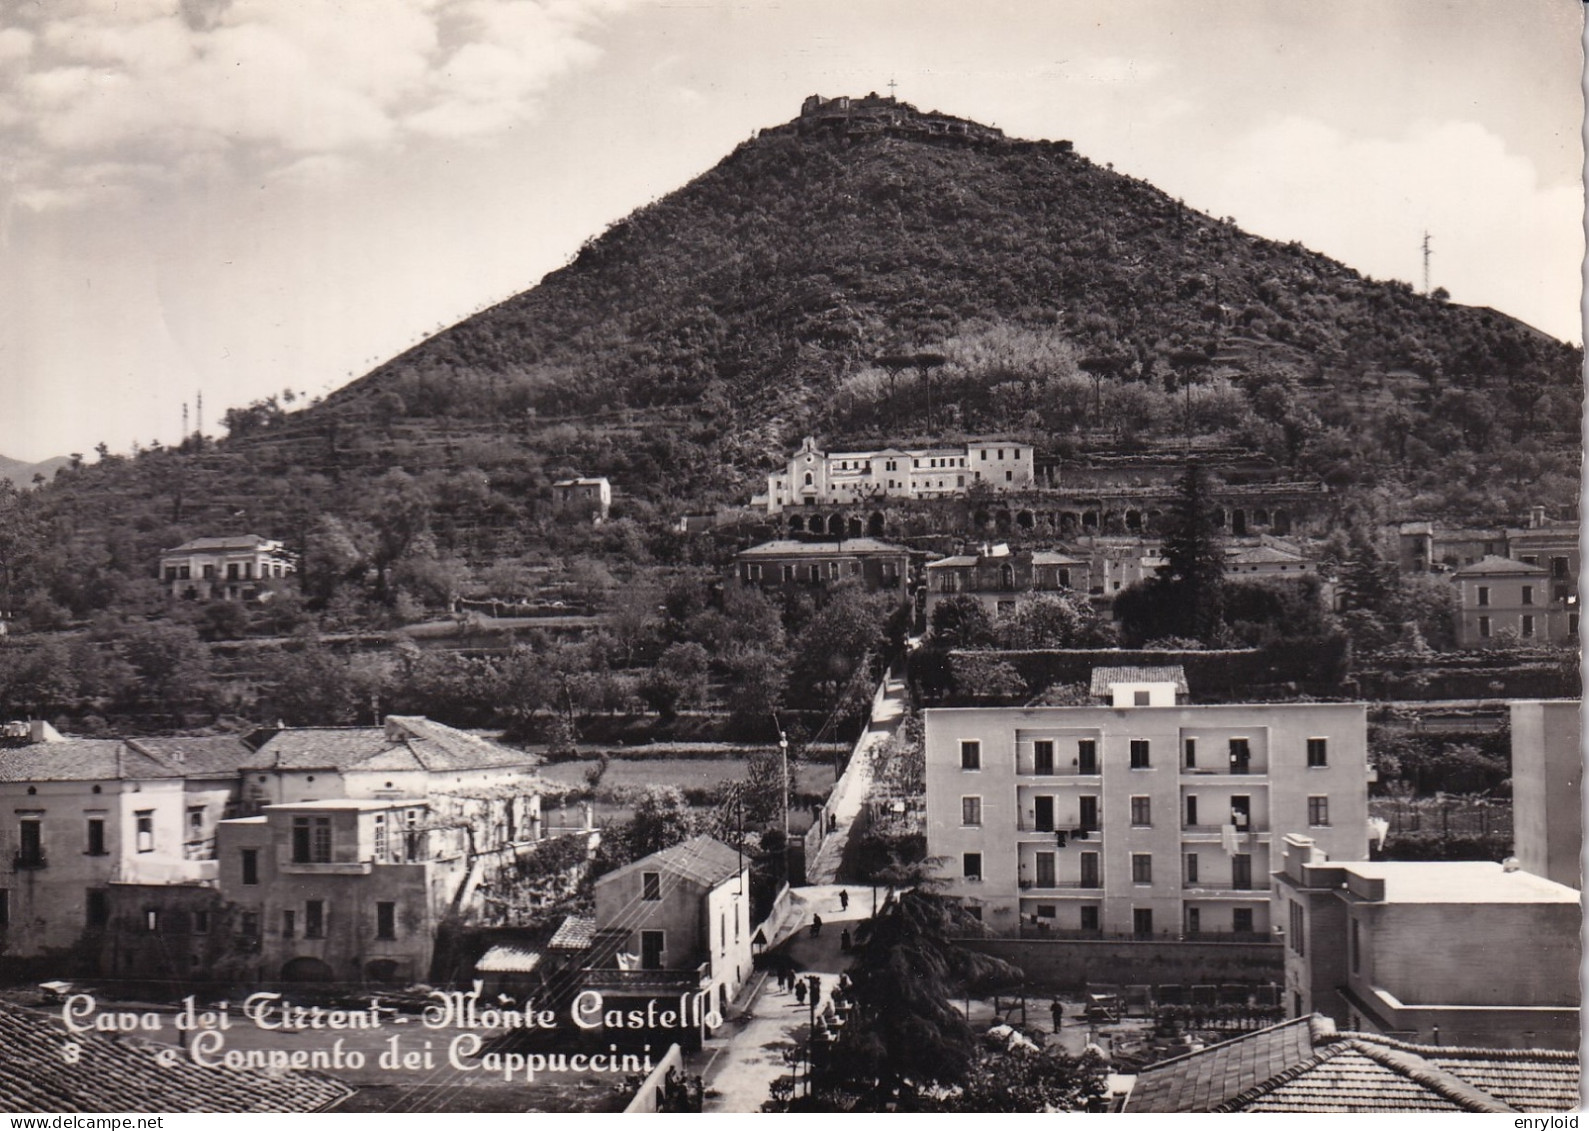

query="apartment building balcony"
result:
[1018,880,1104,892]
[1181,820,1267,837]
[279,860,375,875]
[1182,882,1260,896]
[1181,765,1268,778]
[1016,766,1102,779]
[113,858,219,886]
[12,852,46,872]
[1015,824,1101,843]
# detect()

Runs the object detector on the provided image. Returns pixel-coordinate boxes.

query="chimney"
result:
[1530,505,1546,529]
[30,720,64,744]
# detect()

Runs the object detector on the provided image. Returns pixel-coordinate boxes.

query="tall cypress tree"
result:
[1155,461,1227,641]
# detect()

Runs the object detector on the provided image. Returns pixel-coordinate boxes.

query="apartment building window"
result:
[642,872,661,901]
[1185,795,1199,827]
[1131,854,1152,884]
[227,563,240,581]
[1476,586,1490,606]
[961,797,982,827]
[86,817,106,856]
[1077,740,1098,774]
[1184,738,1196,768]
[962,853,983,881]
[1033,740,1054,774]
[240,912,259,937]
[1130,797,1152,827]
[144,909,159,932]
[1478,616,1492,638]
[1133,690,1151,706]
[1233,908,1254,934]
[1078,905,1098,931]
[1079,796,1100,832]
[1522,585,1535,606]
[1080,852,1100,888]
[1184,853,1199,885]
[1521,615,1535,638]
[291,817,332,864]
[135,811,154,853]
[1307,738,1328,768]
[282,909,296,938]
[1289,901,1305,955]
[1133,908,1153,936]
[376,902,397,940]
[86,889,109,927]
[1232,854,1253,890]
[193,910,209,934]
[1308,796,1330,827]
[1034,852,1056,888]
[960,740,981,771]
[374,814,389,861]
[1229,738,1251,773]
[1350,918,1361,974]
[187,807,204,841]
[241,848,259,885]
[1129,740,1151,769]
[0,889,8,928]
[305,900,325,938]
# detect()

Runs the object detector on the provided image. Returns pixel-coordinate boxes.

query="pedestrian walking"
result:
[840,928,852,952]
[1051,998,1064,1030]
[811,914,823,938]
[839,889,849,912]
[795,979,807,1006]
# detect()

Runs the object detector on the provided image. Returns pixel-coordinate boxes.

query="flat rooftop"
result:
[1341,861,1580,904]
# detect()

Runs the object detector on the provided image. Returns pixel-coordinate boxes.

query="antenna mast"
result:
[196,391,204,439]
[1421,231,1432,296]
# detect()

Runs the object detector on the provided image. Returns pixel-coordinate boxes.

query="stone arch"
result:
[995,510,1013,533]
[1231,508,1248,536]
[1016,510,1035,530]
[788,515,805,533]
[282,957,336,983]
[867,512,885,537]
[847,516,864,538]
[1271,509,1292,535]
[1252,507,1270,528]
[1082,510,1099,532]
[365,959,401,983]
[974,509,991,529]
[1125,509,1143,532]
[1216,508,1229,530]
[1059,512,1080,534]
[827,514,845,536]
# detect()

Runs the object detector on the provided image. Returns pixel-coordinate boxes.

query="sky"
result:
[0,0,1582,463]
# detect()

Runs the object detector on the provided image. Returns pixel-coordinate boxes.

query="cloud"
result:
[0,0,630,209]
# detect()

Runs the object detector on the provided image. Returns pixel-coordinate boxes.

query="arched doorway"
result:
[282,957,336,983]
[1272,509,1291,535]
[827,514,845,536]
[1125,510,1142,532]
[995,511,1013,533]
[867,512,885,537]
[847,516,864,538]
[1232,508,1248,536]
[788,515,805,533]
[1017,510,1035,530]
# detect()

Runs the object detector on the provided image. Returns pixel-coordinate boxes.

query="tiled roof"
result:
[600,835,745,891]
[736,538,907,557]
[125,735,258,776]
[254,729,396,770]
[0,739,181,783]
[0,1001,350,1113]
[251,718,536,774]
[1125,1015,1581,1114]
[549,915,597,950]
[1089,665,1189,695]
[163,534,279,553]
[1227,545,1310,564]
[1453,555,1548,576]
[384,716,540,772]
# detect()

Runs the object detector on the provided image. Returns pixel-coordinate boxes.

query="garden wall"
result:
[957,937,1283,991]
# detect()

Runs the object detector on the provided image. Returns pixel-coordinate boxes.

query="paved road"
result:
[700,886,872,1112]
[807,666,907,884]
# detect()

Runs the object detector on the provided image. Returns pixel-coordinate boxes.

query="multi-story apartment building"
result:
[923,546,1089,619]
[923,684,1369,939]
[760,436,1035,513]
[1451,556,1576,646]
[159,535,297,601]
[1510,699,1582,889]
[1274,834,1580,1050]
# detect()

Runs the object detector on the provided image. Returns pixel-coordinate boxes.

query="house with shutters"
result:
[1451,556,1576,647]
[159,535,296,601]
[923,544,1090,619]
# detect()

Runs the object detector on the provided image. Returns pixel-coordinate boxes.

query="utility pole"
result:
[1422,231,1432,296]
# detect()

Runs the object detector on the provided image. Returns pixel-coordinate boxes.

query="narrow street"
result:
[807,664,907,884]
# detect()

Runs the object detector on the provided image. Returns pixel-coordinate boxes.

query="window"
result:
[86,889,109,927]
[1185,795,1199,827]
[1129,740,1151,768]
[962,853,983,881]
[17,818,43,867]
[1033,740,1054,774]
[291,817,332,863]
[305,900,325,938]
[1130,797,1151,827]
[240,911,259,937]
[1186,906,1201,934]
[1522,585,1535,606]
[1133,690,1151,706]
[960,740,981,771]
[642,872,661,901]
[193,909,209,934]
[1131,854,1152,884]
[0,889,7,927]
[961,797,982,826]
[1035,852,1056,888]
[282,909,296,937]
[1476,585,1490,607]
[1229,738,1251,772]
[1079,796,1099,832]
[187,806,204,840]
[1478,615,1492,638]
[1077,740,1097,774]
[1306,738,1328,768]
[1308,796,1330,827]
[376,902,396,940]
[1133,908,1154,936]
[641,930,665,970]
[86,818,106,856]
[1185,853,1199,885]
[241,848,259,885]
[1289,901,1305,955]
[1521,614,1535,638]
[1184,738,1196,768]
[1232,854,1253,890]
[144,909,159,932]
[1080,852,1100,888]
[1350,917,1361,974]
[135,811,154,853]
[374,814,388,861]
[1233,908,1254,933]
[1076,905,1098,931]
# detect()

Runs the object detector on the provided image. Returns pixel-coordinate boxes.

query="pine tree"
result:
[1155,462,1227,640]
